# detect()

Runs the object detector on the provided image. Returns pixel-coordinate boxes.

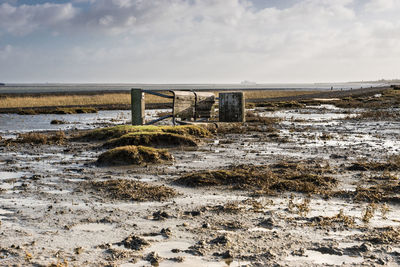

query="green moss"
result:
[104,132,198,148]
[161,125,210,138]
[96,145,173,166]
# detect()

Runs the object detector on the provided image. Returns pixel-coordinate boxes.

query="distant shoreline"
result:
[0,82,386,95]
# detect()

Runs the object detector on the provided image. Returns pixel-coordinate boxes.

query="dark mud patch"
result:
[83,179,177,202]
[175,161,337,195]
[103,132,197,149]
[50,119,66,125]
[96,145,173,166]
[117,234,151,250]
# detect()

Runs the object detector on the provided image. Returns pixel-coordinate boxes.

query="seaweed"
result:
[84,179,177,202]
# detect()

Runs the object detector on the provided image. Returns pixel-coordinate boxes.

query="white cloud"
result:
[1,0,400,82]
[364,0,396,12]
[0,2,77,35]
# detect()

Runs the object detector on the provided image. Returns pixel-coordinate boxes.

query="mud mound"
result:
[96,145,173,166]
[76,125,211,141]
[8,131,66,145]
[117,234,150,250]
[103,132,197,149]
[175,163,337,194]
[85,179,177,201]
[76,125,160,141]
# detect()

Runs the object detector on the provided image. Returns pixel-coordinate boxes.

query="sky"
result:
[0,0,400,83]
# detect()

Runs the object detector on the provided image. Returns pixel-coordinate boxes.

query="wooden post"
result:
[219,92,245,122]
[131,88,145,125]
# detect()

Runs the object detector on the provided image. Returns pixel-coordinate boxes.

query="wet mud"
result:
[0,94,400,266]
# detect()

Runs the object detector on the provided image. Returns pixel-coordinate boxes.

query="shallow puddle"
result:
[0,171,27,180]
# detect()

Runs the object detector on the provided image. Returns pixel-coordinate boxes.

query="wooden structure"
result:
[219,92,245,122]
[131,89,145,125]
[172,91,196,121]
[131,89,216,125]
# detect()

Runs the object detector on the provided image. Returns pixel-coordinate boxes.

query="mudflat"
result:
[0,88,399,266]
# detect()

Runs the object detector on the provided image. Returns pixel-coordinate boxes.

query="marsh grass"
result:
[0,93,168,109]
[0,90,317,109]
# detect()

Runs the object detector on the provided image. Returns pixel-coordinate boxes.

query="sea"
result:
[0,82,388,94]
